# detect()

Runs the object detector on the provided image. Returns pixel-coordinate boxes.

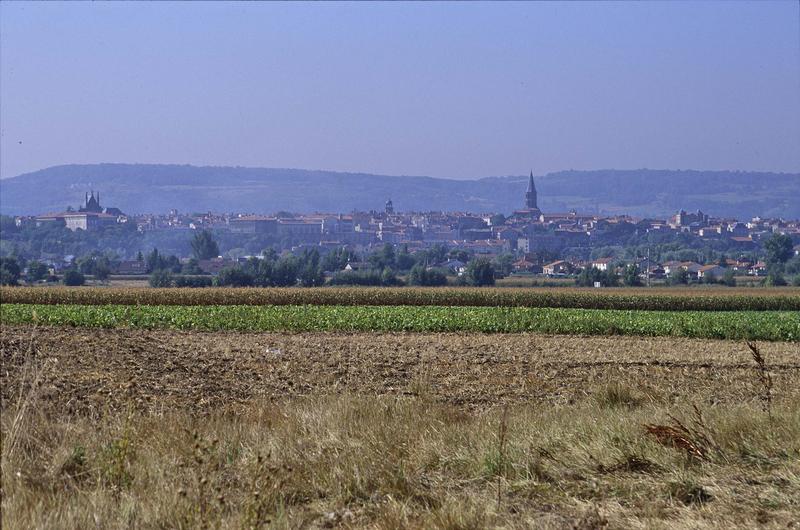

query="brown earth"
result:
[3,324,798,416]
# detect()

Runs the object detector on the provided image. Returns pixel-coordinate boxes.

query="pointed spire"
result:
[525,170,538,210]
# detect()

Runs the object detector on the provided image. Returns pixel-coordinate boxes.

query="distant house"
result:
[728,259,752,273]
[543,260,571,276]
[697,264,725,280]
[662,261,702,276]
[439,259,466,274]
[591,257,615,271]
[729,236,756,250]
[749,262,768,276]
[512,258,540,273]
[344,261,369,272]
[661,261,683,276]
[682,262,703,275]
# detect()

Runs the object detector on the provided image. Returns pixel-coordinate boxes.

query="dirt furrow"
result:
[2,325,798,415]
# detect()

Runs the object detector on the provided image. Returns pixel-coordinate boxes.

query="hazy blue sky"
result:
[2,1,799,179]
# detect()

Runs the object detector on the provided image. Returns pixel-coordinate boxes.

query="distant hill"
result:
[1,164,798,219]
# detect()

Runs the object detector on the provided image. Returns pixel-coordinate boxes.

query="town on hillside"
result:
[4,173,800,285]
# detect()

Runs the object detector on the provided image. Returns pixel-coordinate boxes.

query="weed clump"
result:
[594,382,645,409]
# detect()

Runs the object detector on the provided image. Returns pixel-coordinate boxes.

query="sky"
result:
[1,1,799,180]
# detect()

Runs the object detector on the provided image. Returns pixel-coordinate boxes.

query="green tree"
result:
[329,270,382,286]
[465,258,495,286]
[243,257,274,287]
[395,245,416,271]
[63,269,86,286]
[764,234,794,275]
[368,244,396,270]
[380,267,402,286]
[408,264,448,286]
[785,256,800,275]
[182,258,204,275]
[576,266,618,287]
[214,266,254,287]
[763,272,787,287]
[493,253,515,277]
[145,248,181,273]
[26,260,49,282]
[146,248,161,273]
[430,244,451,264]
[604,268,620,287]
[271,256,300,287]
[299,249,325,287]
[668,267,689,286]
[623,264,642,287]
[191,230,220,260]
[576,267,600,287]
[321,247,356,272]
[148,269,174,288]
[722,268,737,287]
[447,248,471,263]
[75,253,100,275]
[0,257,21,286]
[94,261,111,283]
[761,235,790,287]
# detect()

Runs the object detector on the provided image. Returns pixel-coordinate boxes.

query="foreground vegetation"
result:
[3,286,800,311]
[3,303,798,341]
[3,394,798,529]
[3,322,798,528]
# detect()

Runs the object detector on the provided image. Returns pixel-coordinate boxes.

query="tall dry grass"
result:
[2,392,799,529]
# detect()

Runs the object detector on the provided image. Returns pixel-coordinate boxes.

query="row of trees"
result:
[575,263,741,288]
[0,256,88,286]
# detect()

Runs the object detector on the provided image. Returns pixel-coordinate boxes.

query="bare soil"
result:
[3,324,798,415]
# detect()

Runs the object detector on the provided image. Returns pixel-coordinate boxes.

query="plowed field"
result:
[3,325,798,415]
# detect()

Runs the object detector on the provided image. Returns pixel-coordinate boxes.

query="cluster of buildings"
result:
[13,173,800,278]
[18,192,126,231]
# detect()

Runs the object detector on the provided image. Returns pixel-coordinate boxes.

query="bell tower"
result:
[525,171,538,210]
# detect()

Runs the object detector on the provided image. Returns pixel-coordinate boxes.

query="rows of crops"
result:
[2,304,797,341]
[3,286,799,311]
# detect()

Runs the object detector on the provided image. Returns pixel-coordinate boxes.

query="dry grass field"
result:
[2,325,799,528]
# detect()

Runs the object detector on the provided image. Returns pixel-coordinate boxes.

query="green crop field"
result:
[2,303,797,341]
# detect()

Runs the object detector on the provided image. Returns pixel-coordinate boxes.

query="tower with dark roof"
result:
[80,191,103,213]
[525,171,538,210]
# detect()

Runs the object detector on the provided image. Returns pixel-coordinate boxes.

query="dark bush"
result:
[63,269,86,286]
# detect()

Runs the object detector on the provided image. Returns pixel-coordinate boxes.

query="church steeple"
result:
[525,171,538,210]
[80,190,103,213]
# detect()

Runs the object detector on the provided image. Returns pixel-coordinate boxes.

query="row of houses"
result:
[519,257,771,280]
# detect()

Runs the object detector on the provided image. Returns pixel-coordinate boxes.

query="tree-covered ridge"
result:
[2,163,798,218]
